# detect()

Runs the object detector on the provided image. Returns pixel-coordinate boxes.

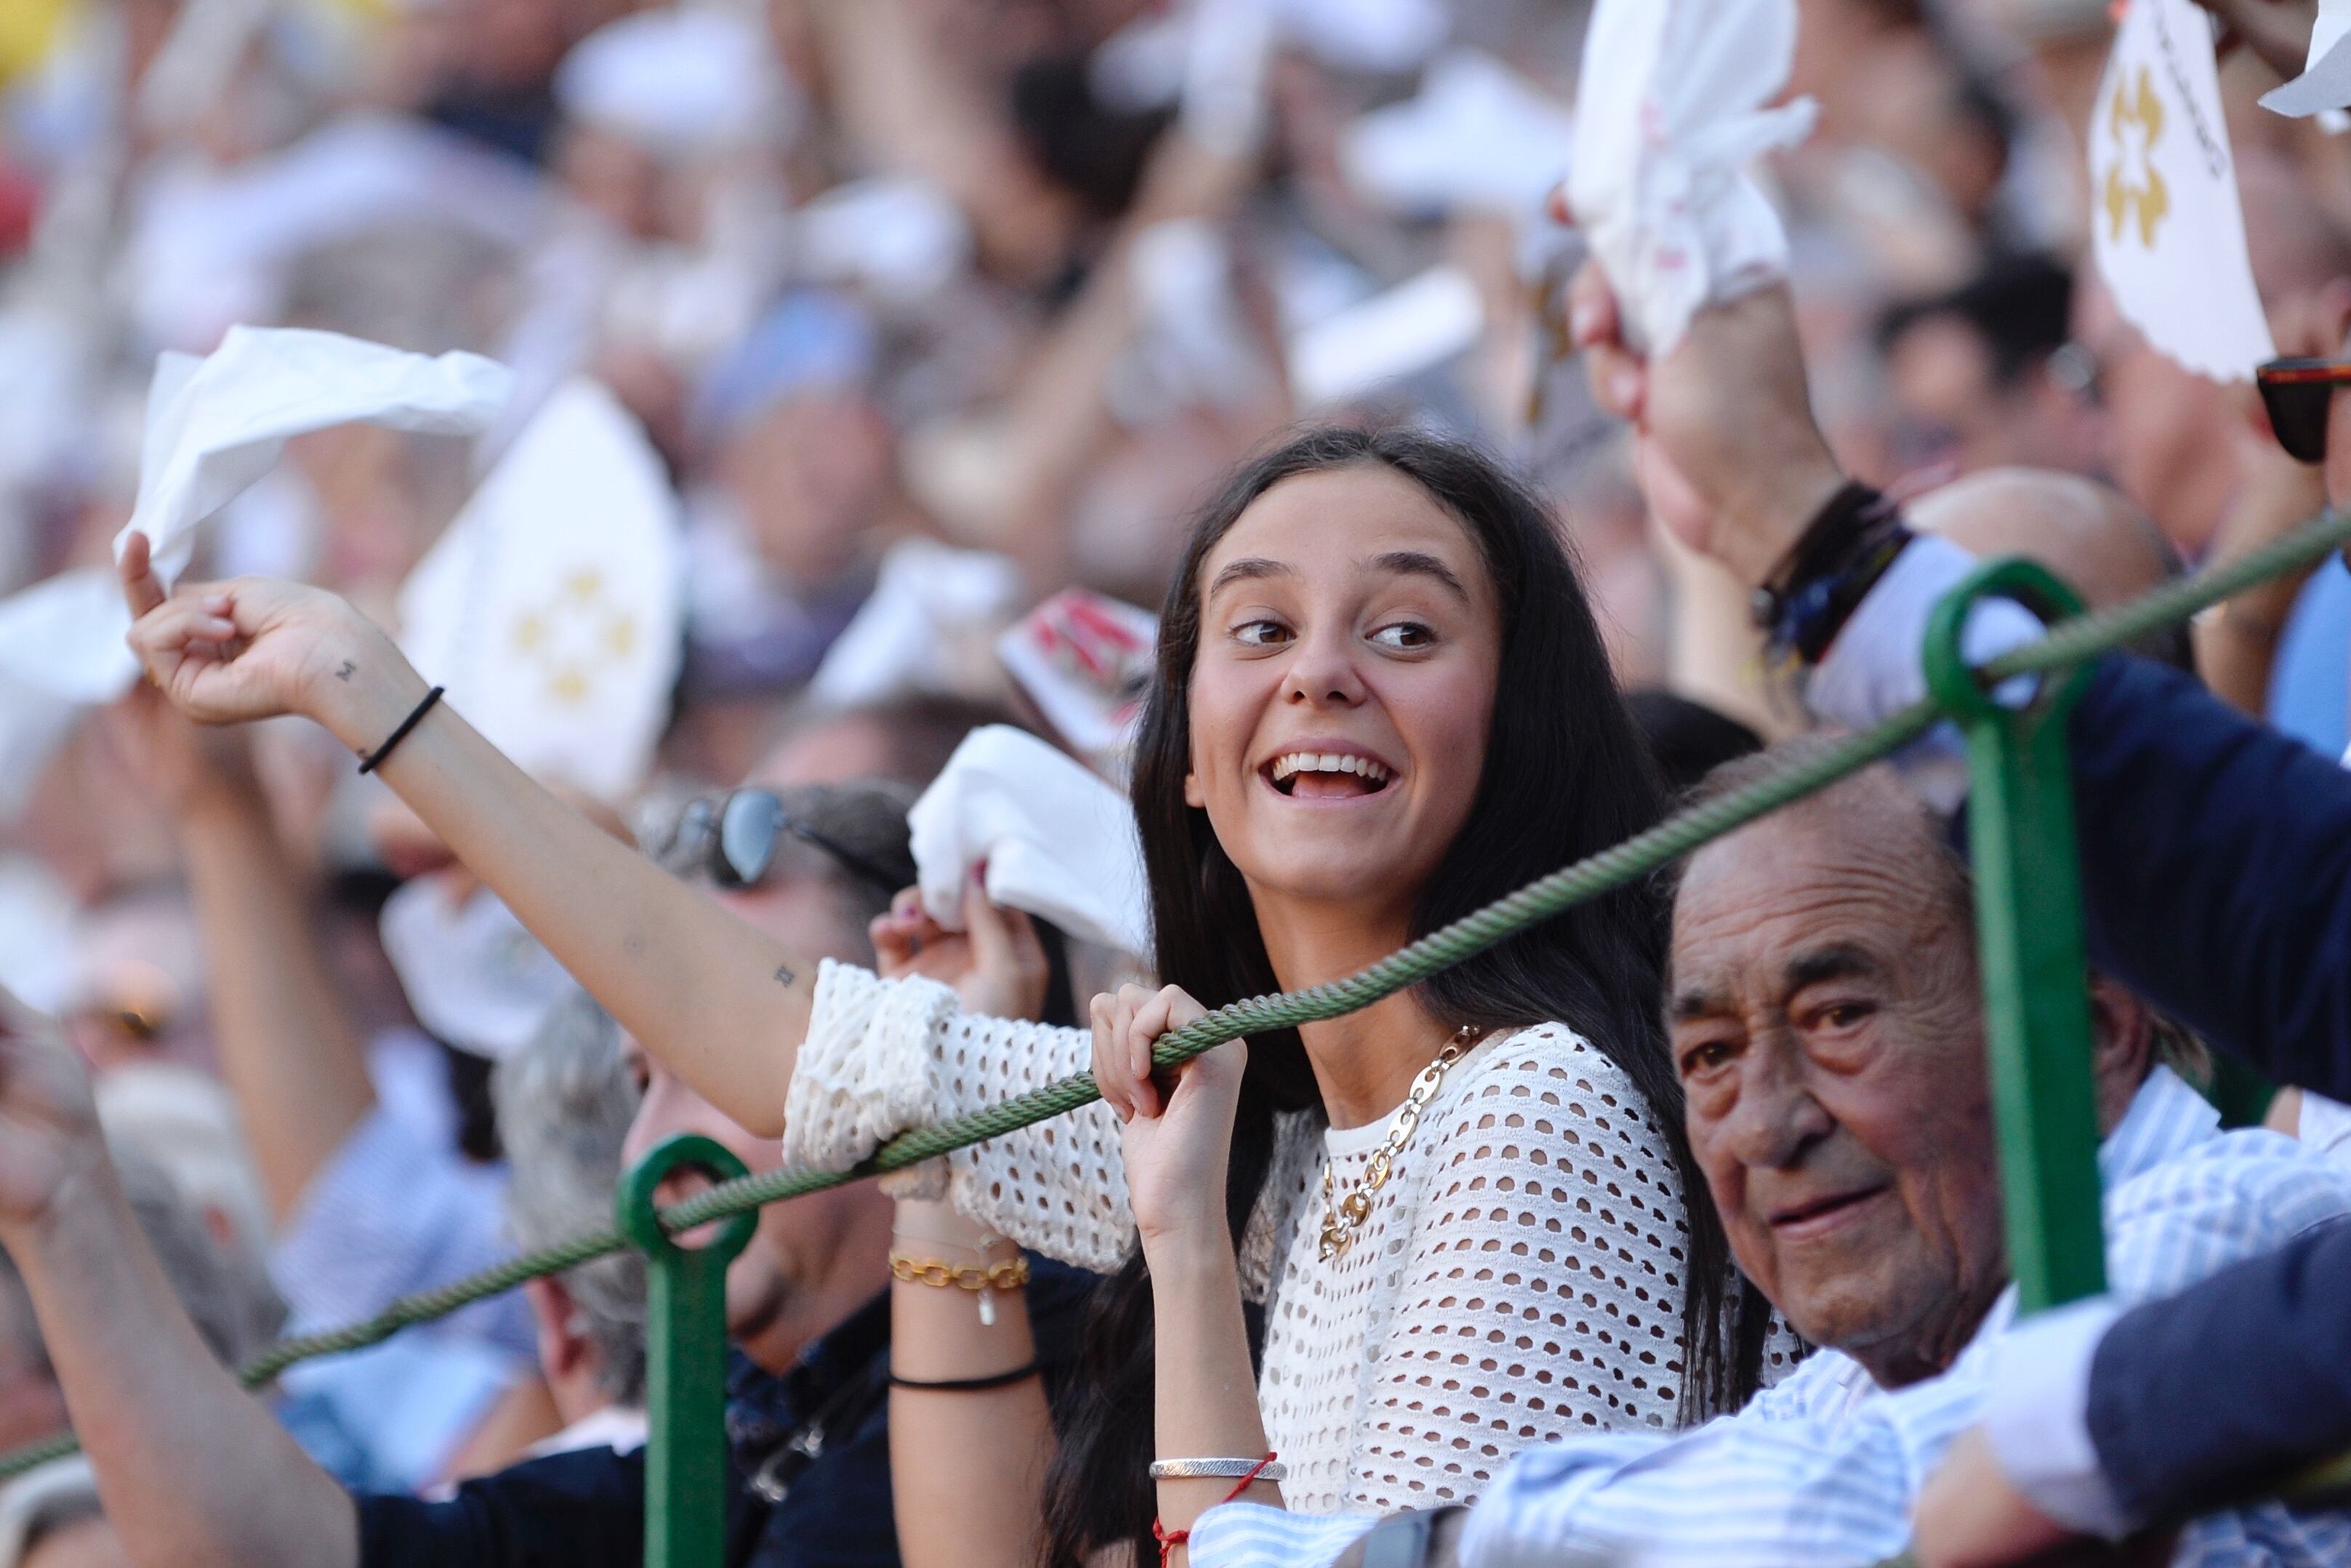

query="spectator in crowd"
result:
[0,776,1093,1568]
[1876,257,2097,486]
[486,991,647,1460]
[1173,755,2349,1568]
[1567,199,2351,1565]
[114,423,1769,1568]
[0,1129,284,1568]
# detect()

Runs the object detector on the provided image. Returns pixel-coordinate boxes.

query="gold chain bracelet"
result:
[889,1254,1031,1292]
[890,1250,1030,1325]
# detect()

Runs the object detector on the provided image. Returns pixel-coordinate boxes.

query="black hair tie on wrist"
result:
[358,686,445,775]
[888,1362,1041,1393]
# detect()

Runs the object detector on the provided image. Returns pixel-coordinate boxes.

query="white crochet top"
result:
[784,960,1706,1514]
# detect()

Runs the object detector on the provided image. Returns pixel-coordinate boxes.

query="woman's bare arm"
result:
[121,542,813,1137]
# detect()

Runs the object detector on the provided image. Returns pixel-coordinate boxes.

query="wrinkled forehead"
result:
[1668,803,1958,1002]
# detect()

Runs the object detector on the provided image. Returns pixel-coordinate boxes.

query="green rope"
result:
[5,507,2348,1489]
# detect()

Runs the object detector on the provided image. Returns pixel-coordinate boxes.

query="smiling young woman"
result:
[121,425,1774,1568]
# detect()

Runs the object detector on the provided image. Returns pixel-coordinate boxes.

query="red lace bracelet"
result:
[1153,1452,1279,1568]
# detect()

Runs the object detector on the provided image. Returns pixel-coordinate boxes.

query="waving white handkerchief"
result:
[909,725,1150,960]
[2089,0,2275,381]
[0,327,510,704]
[1567,0,1816,356]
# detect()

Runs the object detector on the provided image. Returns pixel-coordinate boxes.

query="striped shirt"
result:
[1190,1067,2351,1568]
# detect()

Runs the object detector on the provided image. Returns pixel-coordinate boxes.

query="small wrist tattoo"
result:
[334,661,356,682]
[773,963,797,987]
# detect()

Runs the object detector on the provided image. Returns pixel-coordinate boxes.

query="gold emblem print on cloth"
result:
[2105,65,2169,249]
[510,568,641,707]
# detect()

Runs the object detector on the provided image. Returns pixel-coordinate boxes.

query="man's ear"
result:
[523,1275,586,1382]
[2086,973,2155,1136]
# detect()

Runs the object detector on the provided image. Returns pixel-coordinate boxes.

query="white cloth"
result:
[907,725,1151,959]
[523,1404,649,1461]
[379,878,578,1063]
[1189,1069,2351,1568]
[2088,0,2276,382]
[1287,266,1484,409]
[2259,0,2351,116]
[1339,50,1576,220]
[784,963,1789,1511]
[555,7,795,159]
[396,377,683,803]
[2296,1090,2351,1170]
[0,329,511,705]
[1567,0,1816,356]
[807,539,1024,709]
[1981,1296,2131,1537]
[1807,534,2045,811]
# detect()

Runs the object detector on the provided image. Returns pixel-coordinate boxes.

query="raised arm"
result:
[118,538,811,1137]
[106,693,374,1218]
[0,990,358,1568]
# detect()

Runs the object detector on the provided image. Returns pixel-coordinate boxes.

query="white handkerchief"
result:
[908,725,1151,961]
[1287,265,1484,409]
[379,876,576,1062]
[2089,0,2276,382]
[397,379,682,803]
[1567,0,1816,356]
[0,328,510,705]
[1340,49,1576,218]
[808,539,1025,709]
[2260,0,2351,116]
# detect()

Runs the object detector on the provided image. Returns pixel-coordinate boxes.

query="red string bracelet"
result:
[1153,1452,1279,1568]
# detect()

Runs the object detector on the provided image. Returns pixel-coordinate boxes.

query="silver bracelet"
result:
[1149,1458,1287,1481]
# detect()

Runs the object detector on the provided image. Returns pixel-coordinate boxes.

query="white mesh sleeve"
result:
[1349,1030,1692,1508]
[784,960,1136,1274]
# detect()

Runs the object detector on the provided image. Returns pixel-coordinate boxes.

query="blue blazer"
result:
[2061,653,2351,1516]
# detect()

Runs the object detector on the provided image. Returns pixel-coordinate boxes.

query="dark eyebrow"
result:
[1206,557,1293,598]
[1668,984,1735,1024]
[1782,944,1884,995]
[1368,550,1471,603]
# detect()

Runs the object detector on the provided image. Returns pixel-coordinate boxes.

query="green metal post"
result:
[1922,559,2107,1314]
[617,1133,758,1568]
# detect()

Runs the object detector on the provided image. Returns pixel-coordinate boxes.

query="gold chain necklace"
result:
[1318,1025,1479,1262]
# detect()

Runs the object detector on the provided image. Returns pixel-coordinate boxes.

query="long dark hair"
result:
[1040,427,1766,1568]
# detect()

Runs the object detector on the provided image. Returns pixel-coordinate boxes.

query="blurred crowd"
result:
[5,0,2351,1561]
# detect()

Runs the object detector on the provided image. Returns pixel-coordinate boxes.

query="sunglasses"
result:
[2255,358,2351,464]
[661,790,908,899]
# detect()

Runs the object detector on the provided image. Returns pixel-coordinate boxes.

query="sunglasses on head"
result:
[2255,358,2351,464]
[665,789,908,898]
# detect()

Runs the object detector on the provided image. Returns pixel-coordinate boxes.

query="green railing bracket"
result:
[619,1133,757,1568]
[1924,558,2107,1314]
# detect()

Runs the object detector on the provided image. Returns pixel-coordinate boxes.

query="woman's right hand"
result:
[119,532,420,751]
[1092,983,1246,1255]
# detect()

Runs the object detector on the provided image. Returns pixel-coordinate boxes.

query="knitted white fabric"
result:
[784,961,1723,1512]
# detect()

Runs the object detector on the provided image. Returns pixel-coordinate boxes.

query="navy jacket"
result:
[355,1259,1096,1568]
[2062,654,2351,1513]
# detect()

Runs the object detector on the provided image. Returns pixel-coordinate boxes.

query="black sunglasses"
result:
[2255,357,2351,464]
[664,789,908,898]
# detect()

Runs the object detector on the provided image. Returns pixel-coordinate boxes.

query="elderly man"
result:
[1183,756,2351,1568]
[0,775,1088,1568]
[1562,233,2351,1563]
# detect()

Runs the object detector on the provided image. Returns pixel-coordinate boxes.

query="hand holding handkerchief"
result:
[908,725,1152,962]
[0,328,510,705]
[1566,0,1816,358]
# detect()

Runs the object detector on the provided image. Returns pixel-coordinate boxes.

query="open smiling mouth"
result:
[1265,752,1395,800]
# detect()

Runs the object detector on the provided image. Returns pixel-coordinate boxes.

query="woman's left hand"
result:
[1091,983,1246,1255]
